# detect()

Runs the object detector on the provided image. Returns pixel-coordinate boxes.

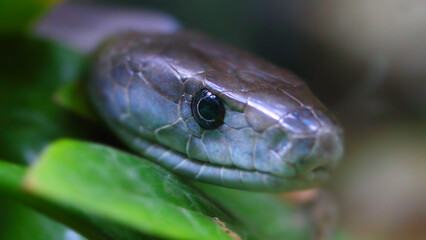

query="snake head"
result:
[193,67,344,191]
[218,85,344,187]
[90,31,344,191]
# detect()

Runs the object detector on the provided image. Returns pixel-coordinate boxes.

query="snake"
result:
[35,0,344,192]
[87,30,344,192]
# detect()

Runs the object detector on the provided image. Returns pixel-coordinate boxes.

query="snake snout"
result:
[293,128,344,182]
[274,108,343,183]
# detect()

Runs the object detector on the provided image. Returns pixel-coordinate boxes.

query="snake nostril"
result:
[296,157,332,175]
[292,129,343,180]
[312,165,329,174]
[304,162,334,181]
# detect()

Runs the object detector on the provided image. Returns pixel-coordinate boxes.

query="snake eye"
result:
[191,89,225,129]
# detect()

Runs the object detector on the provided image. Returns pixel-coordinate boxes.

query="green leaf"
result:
[24,139,235,240]
[0,200,87,240]
[0,161,87,240]
[0,160,161,240]
[0,161,26,197]
[198,184,311,240]
[0,0,59,34]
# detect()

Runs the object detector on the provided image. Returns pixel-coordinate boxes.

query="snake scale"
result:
[88,30,344,192]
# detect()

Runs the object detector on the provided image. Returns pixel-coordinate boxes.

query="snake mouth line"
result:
[171,153,328,191]
[183,154,331,182]
[134,138,329,191]
[110,123,330,191]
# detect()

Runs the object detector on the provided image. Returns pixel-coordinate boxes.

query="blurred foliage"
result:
[0,0,60,34]
[0,200,86,240]
[54,80,97,121]
[198,184,311,240]
[0,36,82,164]
[0,161,168,240]
[25,140,234,240]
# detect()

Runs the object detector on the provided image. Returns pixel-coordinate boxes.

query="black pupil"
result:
[198,94,220,121]
[191,89,225,129]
